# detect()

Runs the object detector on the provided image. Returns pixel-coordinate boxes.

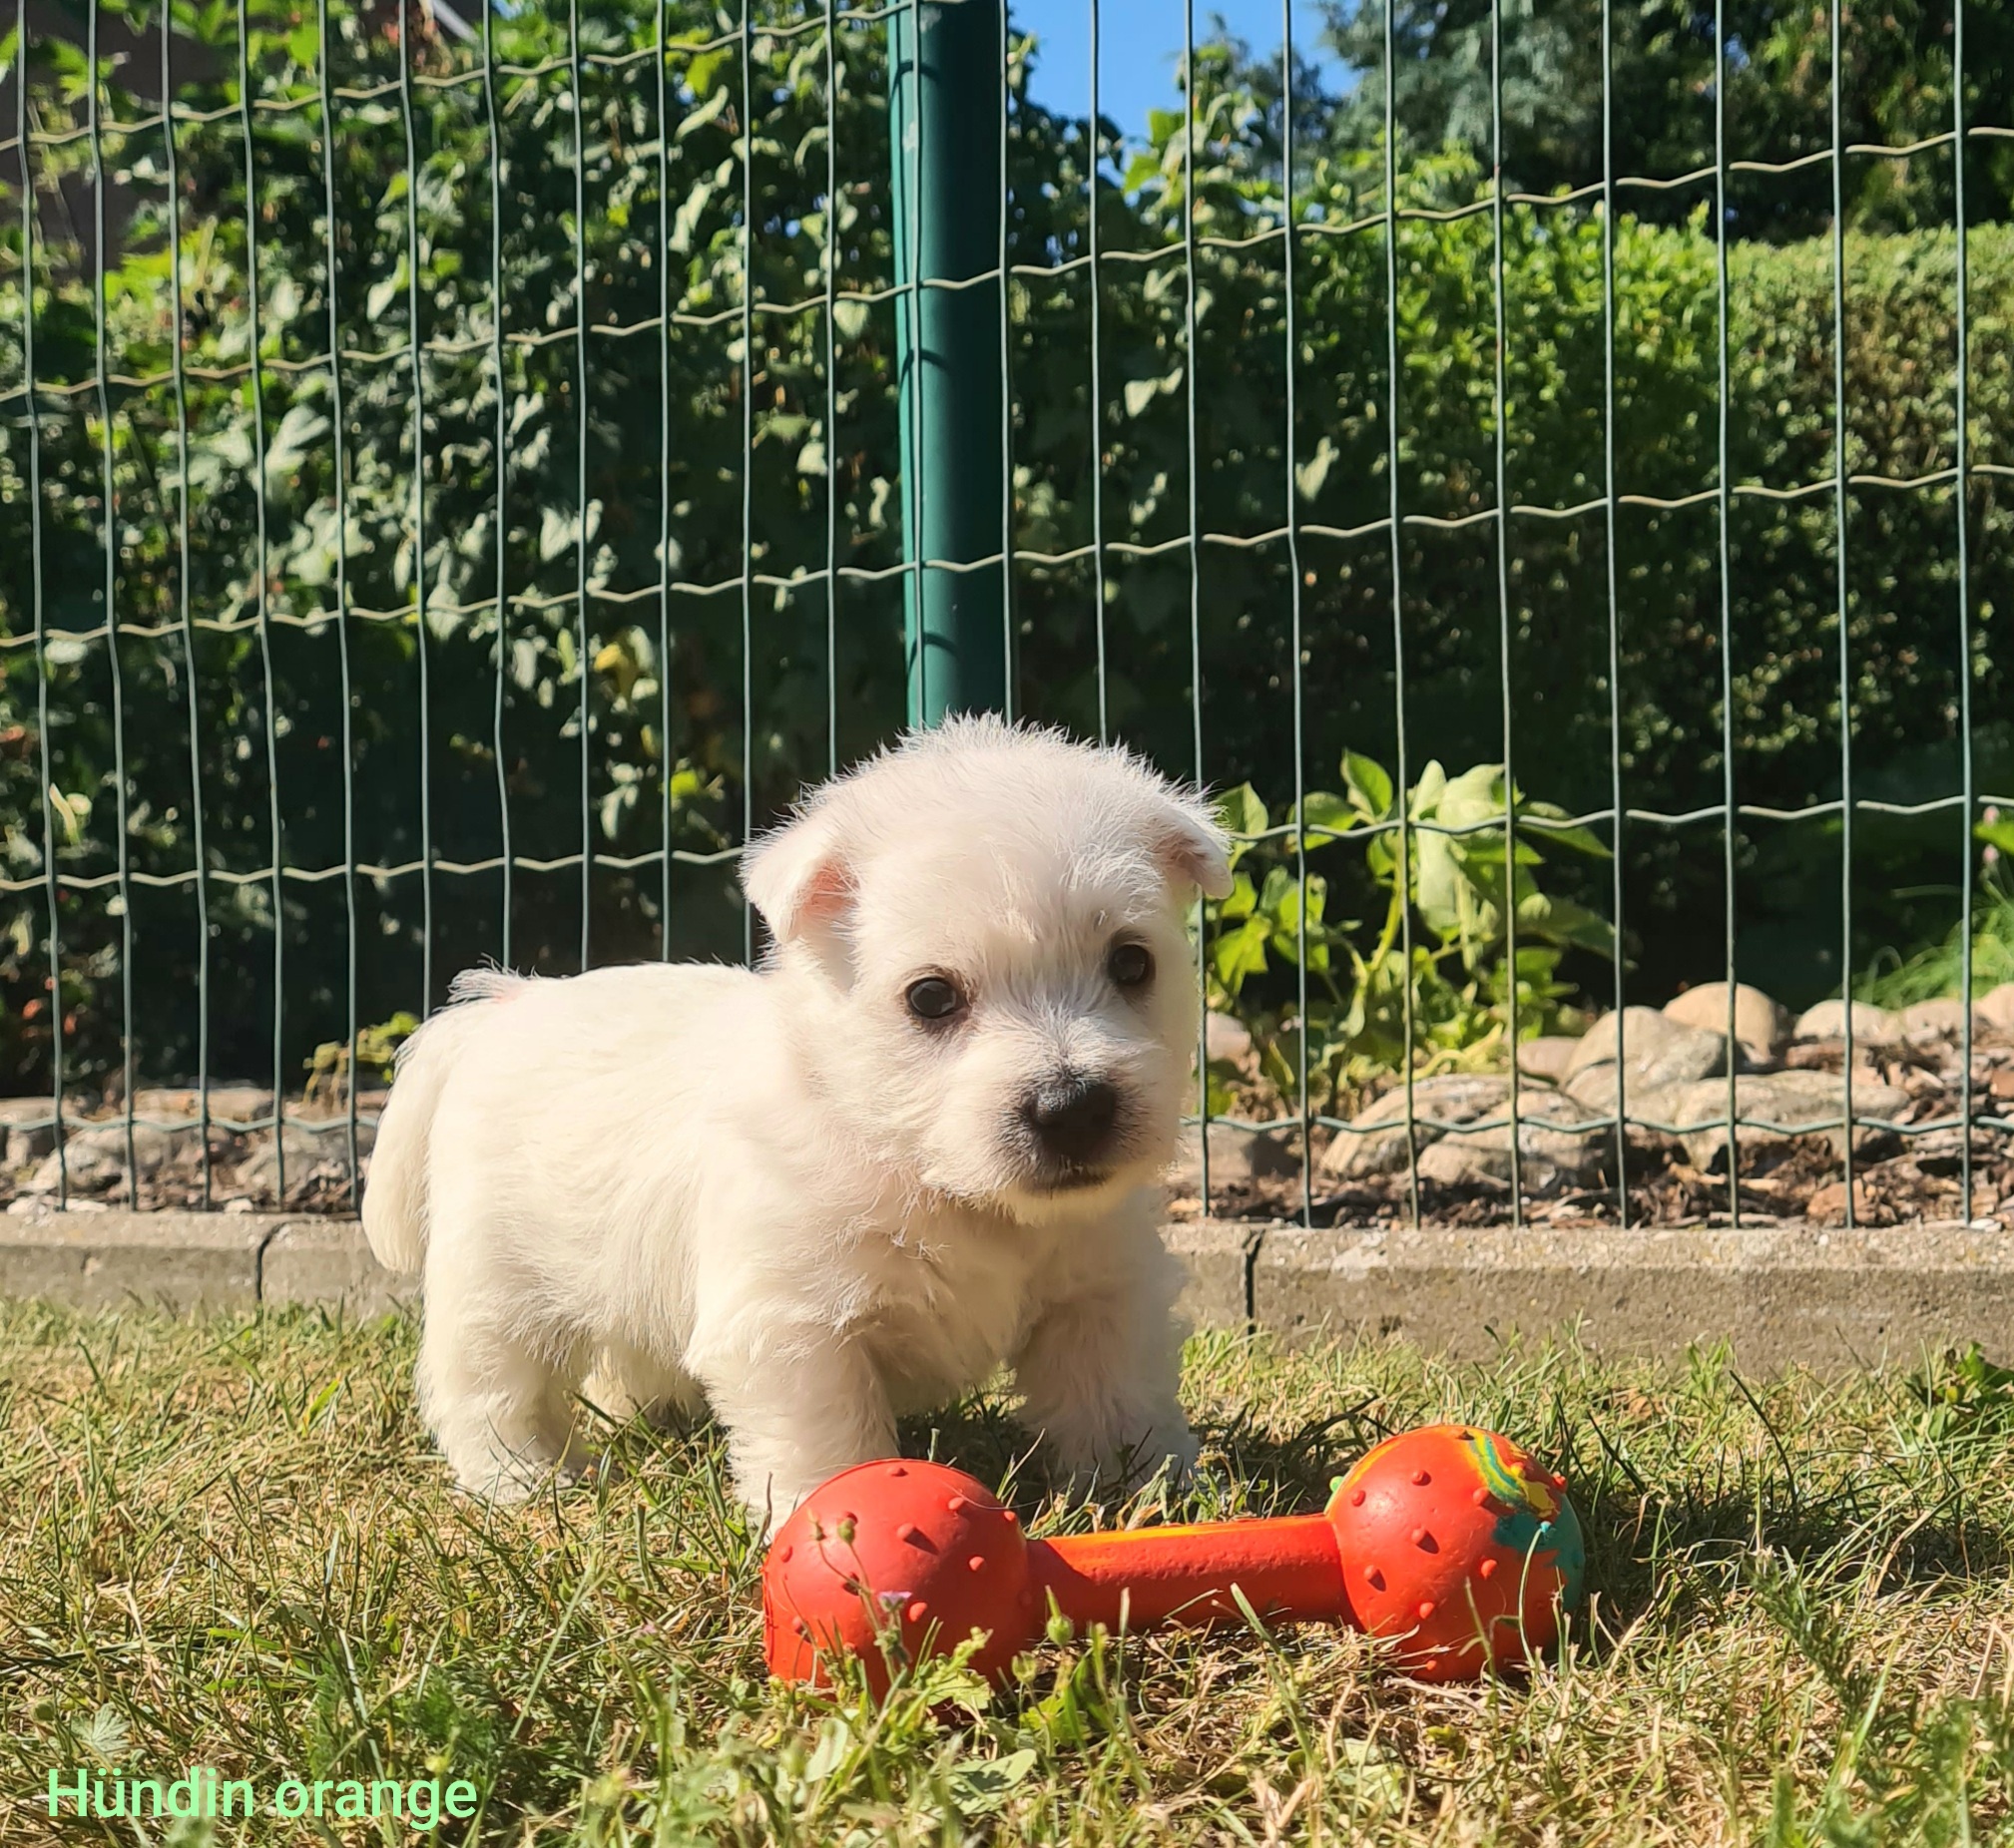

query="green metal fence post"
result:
[889,0,1007,725]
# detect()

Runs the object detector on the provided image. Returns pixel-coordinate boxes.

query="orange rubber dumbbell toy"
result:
[762,1423,1583,1689]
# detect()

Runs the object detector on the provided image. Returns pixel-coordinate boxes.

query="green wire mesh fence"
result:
[0,0,2009,1225]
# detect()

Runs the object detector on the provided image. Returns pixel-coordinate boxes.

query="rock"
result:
[4,1127,52,1166]
[232,1119,376,1198]
[1408,1086,1606,1194]
[1793,999,1901,1047]
[1664,981,1790,1062]
[1565,1007,1731,1092]
[1977,983,2014,1035]
[133,1085,276,1126]
[1166,1121,1300,1193]
[1624,1025,1733,1090]
[1666,1071,1909,1171]
[1515,1035,1581,1085]
[1566,1008,1682,1079]
[1203,1013,1254,1065]
[1805,1178,1877,1225]
[24,1123,181,1193]
[296,1089,391,1123]
[1555,1066,1693,1138]
[1320,1074,1602,1192]
[0,1097,59,1166]
[1895,1062,1946,1103]
[1782,1039,1900,1081]
[1900,998,1970,1041]
[1321,1075,1507,1179]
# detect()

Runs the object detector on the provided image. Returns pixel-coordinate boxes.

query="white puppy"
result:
[362,715,1232,1527]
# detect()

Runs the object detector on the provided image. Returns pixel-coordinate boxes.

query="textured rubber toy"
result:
[760,1428,1584,1691]
[1327,1424,1585,1681]
[761,1459,1033,1690]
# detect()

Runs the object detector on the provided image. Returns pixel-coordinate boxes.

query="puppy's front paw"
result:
[1147,1418,1201,1487]
[742,1485,806,1543]
[1122,1417,1200,1497]
[733,1457,868,1541]
[1048,1413,1199,1504]
[447,1430,598,1504]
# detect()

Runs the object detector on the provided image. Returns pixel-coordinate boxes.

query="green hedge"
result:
[0,0,2007,1083]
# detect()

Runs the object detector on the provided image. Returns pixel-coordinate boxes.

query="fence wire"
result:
[0,0,2009,1230]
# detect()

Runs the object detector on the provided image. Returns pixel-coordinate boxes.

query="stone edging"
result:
[1224,1218,2014,1369]
[0,1209,414,1317]
[5,1209,2011,1370]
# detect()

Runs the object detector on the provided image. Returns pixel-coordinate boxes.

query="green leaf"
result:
[802,1715,851,1781]
[1434,762,1510,830]
[1407,760,1449,821]
[1288,788,1355,850]
[1218,868,1259,921]
[71,1705,130,1767]
[1294,432,1338,501]
[1268,873,1330,971]
[1216,782,1268,838]
[262,403,329,491]
[300,1372,345,1431]
[684,52,734,108]
[946,1749,1037,1818]
[1523,798,1612,859]
[1514,889,1616,955]
[1213,915,1270,994]
[1411,830,1466,937]
[1341,750,1394,821]
[364,253,407,324]
[1333,1735,1407,1814]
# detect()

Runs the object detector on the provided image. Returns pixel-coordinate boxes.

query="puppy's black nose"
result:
[1022,1077,1121,1165]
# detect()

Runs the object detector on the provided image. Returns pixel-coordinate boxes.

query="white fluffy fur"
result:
[362,716,1232,1528]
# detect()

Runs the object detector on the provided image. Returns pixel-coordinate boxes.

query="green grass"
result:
[1858,882,2014,1011]
[4,1306,2014,1845]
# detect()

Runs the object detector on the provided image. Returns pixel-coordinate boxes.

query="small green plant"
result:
[1199,753,1613,1107]
[1857,808,2014,1009]
[303,1013,421,1110]
[1908,1341,2014,1438]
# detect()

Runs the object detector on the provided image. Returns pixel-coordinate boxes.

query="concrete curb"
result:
[0,1209,283,1310]
[1244,1219,2014,1369]
[4,1209,2009,1369]
[0,1208,415,1316]
[262,1217,417,1317]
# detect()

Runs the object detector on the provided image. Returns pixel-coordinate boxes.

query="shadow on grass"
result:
[584,1335,2014,1686]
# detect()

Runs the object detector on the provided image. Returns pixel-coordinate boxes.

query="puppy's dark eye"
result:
[1108,942,1154,988]
[905,976,964,1023]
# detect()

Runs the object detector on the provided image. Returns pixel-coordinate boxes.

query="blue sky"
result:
[1010,0,1349,146]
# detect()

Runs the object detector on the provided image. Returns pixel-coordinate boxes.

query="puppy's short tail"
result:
[361,967,529,1275]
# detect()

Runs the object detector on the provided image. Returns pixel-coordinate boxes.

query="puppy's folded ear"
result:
[743,809,854,944]
[1157,798,1234,900]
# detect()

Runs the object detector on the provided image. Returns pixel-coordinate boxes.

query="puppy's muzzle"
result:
[1020,1075,1122,1172]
